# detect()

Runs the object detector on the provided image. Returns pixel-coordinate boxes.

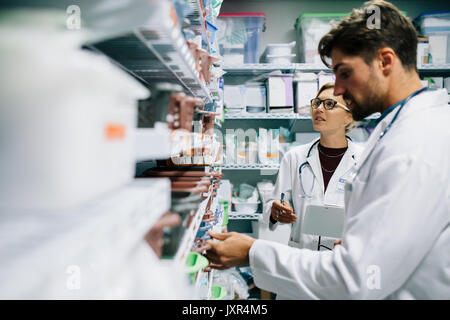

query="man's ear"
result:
[378,47,395,75]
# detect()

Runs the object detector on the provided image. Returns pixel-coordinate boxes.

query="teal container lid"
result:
[185,252,209,275]
[208,286,228,300]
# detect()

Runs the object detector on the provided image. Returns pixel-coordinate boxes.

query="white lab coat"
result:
[263,139,363,252]
[250,88,450,299]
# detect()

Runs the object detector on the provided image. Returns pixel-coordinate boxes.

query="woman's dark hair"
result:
[318,0,418,71]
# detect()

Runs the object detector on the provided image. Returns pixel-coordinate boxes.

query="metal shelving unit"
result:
[229,212,261,220]
[89,1,212,103]
[220,163,280,170]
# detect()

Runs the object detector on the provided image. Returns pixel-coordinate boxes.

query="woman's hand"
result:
[271,200,297,224]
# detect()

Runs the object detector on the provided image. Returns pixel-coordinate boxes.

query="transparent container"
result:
[294,13,347,65]
[415,11,450,64]
[217,12,266,64]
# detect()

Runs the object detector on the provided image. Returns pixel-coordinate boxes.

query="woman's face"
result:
[311,88,353,134]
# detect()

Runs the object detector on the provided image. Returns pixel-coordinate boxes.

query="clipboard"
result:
[302,205,345,238]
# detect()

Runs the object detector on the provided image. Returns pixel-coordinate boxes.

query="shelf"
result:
[219,163,280,170]
[223,63,297,76]
[223,63,450,76]
[229,212,261,220]
[225,112,309,120]
[173,187,213,264]
[185,0,211,53]
[0,178,171,298]
[88,0,212,103]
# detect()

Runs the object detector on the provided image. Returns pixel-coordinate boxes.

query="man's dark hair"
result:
[318,0,418,71]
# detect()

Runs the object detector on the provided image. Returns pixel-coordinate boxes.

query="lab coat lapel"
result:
[334,140,358,178]
[323,139,357,205]
[306,143,324,194]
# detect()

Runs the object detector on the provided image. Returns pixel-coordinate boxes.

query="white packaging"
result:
[294,72,318,114]
[225,133,236,164]
[318,72,335,89]
[266,75,294,108]
[0,18,148,210]
[248,141,258,164]
[417,41,430,66]
[224,85,246,109]
[429,35,448,64]
[237,141,246,164]
[267,129,280,164]
[258,128,269,164]
[244,84,266,107]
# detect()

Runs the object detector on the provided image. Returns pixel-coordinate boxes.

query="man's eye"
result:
[340,70,351,79]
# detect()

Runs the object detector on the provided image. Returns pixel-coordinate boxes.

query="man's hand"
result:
[271,200,296,223]
[205,232,256,270]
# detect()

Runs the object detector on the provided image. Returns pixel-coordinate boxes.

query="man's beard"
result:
[344,84,384,121]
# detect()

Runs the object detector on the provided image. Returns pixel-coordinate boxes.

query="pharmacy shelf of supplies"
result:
[418,64,450,76]
[185,0,211,53]
[0,179,171,299]
[224,112,310,120]
[229,212,261,220]
[223,63,297,76]
[90,14,212,103]
[173,187,213,264]
[220,163,280,170]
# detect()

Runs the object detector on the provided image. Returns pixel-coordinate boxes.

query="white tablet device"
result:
[302,205,345,238]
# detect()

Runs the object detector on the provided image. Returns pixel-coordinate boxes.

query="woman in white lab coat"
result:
[264,82,363,252]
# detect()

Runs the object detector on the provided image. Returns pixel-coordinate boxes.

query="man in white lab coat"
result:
[205,0,450,299]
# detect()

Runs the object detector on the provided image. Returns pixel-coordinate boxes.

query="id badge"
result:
[337,178,346,193]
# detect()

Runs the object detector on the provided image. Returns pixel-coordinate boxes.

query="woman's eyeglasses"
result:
[310,98,350,111]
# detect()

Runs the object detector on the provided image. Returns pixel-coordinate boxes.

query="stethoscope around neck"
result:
[298,136,353,198]
[352,86,429,178]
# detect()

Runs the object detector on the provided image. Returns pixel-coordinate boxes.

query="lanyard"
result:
[378,87,428,140]
[348,87,428,188]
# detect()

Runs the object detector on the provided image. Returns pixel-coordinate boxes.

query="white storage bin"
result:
[416,11,450,64]
[266,41,296,56]
[0,11,149,209]
[233,201,260,214]
[266,54,296,64]
[293,72,318,115]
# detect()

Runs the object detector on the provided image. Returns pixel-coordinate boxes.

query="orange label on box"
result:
[267,153,279,158]
[105,124,126,140]
[169,5,179,27]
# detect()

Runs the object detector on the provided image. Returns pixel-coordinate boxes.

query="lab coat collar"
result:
[354,88,447,174]
[305,138,357,194]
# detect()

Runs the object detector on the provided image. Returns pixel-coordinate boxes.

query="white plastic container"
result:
[266,54,296,64]
[266,41,296,56]
[0,12,149,209]
[233,201,260,214]
[416,11,450,64]
[294,72,318,115]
